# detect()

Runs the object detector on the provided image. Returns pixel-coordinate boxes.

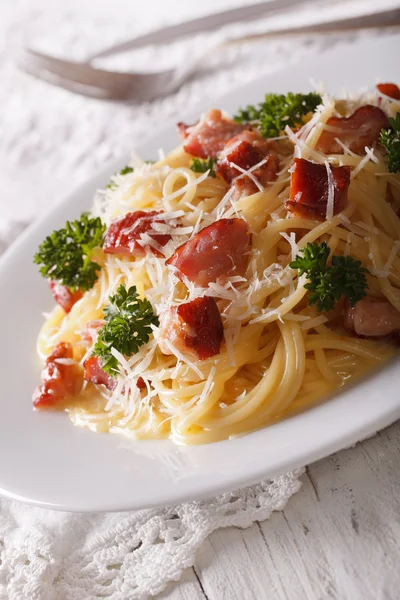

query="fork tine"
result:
[18,48,175,101]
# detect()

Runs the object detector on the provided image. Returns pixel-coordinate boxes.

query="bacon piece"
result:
[178,109,248,158]
[158,297,224,360]
[81,320,105,343]
[216,130,279,187]
[315,105,389,155]
[83,356,116,391]
[377,83,400,101]
[286,158,351,220]
[84,356,146,391]
[33,342,83,410]
[49,281,82,314]
[231,177,260,201]
[343,297,400,337]
[166,218,251,286]
[103,211,171,258]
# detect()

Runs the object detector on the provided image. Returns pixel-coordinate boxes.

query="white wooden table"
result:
[161,421,400,600]
[2,1,400,598]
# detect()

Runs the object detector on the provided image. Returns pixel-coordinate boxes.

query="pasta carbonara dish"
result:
[33,82,400,445]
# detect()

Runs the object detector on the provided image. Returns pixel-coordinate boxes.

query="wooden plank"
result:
[165,422,400,599]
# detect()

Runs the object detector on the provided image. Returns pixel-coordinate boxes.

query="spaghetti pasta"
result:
[34,85,400,445]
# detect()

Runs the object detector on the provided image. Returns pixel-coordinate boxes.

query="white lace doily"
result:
[0,471,303,600]
[0,0,398,598]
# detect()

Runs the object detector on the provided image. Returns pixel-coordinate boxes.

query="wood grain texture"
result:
[164,421,400,599]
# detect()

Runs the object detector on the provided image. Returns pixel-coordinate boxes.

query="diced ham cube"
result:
[315,105,389,155]
[177,109,248,158]
[166,218,251,287]
[33,342,83,409]
[377,83,400,100]
[49,281,83,314]
[81,320,105,343]
[286,158,351,220]
[83,356,116,391]
[343,297,400,337]
[103,211,171,258]
[158,296,224,360]
[216,130,278,187]
[231,177,260,201]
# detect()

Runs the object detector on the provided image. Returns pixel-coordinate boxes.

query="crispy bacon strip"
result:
[166,218,251,286]
[377,83,400,100]
[286,158,351,220]
[343,297,400,337]
[103,211,171,258]
[216,130,279,188]
[49,281,82,314]
[83,356,116,391]
[33,342,83,410]
[315,105,389,155]
[158,297,224,360]
[177,109,248,158]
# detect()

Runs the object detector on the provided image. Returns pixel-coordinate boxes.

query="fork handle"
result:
[88,0,303,61]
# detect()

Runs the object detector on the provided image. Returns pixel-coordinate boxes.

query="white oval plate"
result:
[1,34,399,512]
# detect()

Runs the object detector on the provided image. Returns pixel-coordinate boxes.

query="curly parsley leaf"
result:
[34,213,106,292]
[379,113,400,173]
[190,157,217,177]
[234,92,322,138]
[93,285,159,374]
[290,241,368,312]
[107,165,134,189]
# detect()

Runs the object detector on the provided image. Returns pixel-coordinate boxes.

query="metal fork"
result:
[18,7,400,102]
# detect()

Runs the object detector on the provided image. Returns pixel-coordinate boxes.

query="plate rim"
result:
[0,33,399,512]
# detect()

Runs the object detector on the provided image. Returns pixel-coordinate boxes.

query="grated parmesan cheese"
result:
[325,160,334,221]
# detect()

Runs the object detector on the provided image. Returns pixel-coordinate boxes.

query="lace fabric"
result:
[0,471,303,600]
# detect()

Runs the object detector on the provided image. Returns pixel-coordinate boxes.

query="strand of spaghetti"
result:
[305,335,392,361]
[314,348,339,383]
[249,276,308,325]
[359,205,400,312]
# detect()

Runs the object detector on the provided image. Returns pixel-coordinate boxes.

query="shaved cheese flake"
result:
[333,137,357,156]
[351,147,379,179]
[280,231,298,261]
[230,162,264,192]
[384,240,400,274]
[325,160,334,221]
[54,358,79,366]
[163,339,203,379]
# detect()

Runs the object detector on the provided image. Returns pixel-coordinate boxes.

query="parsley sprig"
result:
[93,285,159,374]
[290,241,368,312]
[234,92,322,138]
[190,157,217,177]
[379,113,400,173]
[34,213,106,292]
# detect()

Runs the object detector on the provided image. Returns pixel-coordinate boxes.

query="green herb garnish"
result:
[379,113,400,173]
[290,241,368,312]
[234,92,322,138]
[190,157,217,177]
[34,213,105,292]
[93,285,159,374]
